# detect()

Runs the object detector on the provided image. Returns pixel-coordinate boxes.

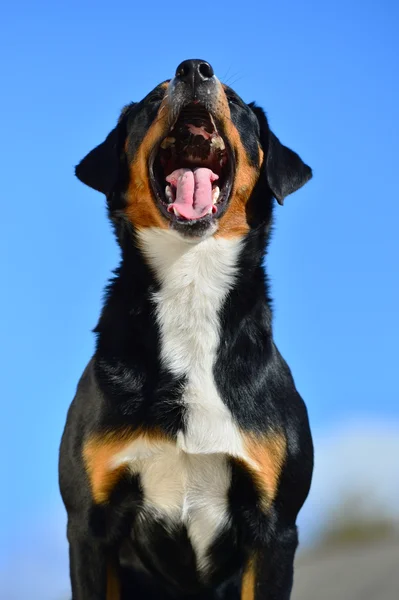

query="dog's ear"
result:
[75,126,122,196]
[251,104,312,205]
[266,132,312,205]
[75,105,135,196]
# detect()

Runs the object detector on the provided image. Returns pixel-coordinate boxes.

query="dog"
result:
[59,59,314,600]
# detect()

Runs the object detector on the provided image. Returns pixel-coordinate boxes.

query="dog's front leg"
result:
[68,526,120,600]
[241,525,298,600]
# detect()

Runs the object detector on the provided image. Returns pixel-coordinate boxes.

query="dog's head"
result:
[76,59,312,240]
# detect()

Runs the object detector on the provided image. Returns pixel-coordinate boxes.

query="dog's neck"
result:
[137,228,243,291]
[95,226,271,365]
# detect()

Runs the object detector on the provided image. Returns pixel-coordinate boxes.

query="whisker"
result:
[221,64,233,83]
[227,75,245,88]
[224,71,241,86]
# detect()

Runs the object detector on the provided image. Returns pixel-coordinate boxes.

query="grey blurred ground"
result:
[293,538,399,600]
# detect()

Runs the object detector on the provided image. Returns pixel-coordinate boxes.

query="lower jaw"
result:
[168,214,218,239]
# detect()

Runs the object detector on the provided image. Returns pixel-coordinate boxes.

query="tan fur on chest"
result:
[83,427,286,508]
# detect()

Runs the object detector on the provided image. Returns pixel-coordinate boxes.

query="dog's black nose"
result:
[175,59,214,88]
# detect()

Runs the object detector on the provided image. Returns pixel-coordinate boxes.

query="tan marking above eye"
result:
[242,431,287,508]
[83,428,168,504]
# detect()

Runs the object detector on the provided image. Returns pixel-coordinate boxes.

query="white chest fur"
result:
[116,229,247,571]
[113,436,232,572]
[139,228,245,453]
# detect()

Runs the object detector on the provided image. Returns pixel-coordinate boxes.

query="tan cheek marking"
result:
[83,428,167,504]
[216,124,260,239]
[124,95,171,230]
[241,557,256,600]
[106,562,121,600]
[243,431,287,508]
[214,87,262,239]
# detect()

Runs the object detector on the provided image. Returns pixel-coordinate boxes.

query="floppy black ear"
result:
[266,132,312,205]
[75,126,122,196]
[251,105,312,205]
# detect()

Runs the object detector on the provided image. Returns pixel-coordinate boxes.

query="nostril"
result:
[177,64,190,78]
[199,62,214,79]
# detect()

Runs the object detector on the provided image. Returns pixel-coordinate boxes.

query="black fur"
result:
[59,61,313,600]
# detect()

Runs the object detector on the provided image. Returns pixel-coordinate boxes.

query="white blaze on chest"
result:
[126,228,247,571]
[138,228,245,455]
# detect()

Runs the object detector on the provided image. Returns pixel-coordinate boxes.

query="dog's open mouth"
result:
[150,104,234,224]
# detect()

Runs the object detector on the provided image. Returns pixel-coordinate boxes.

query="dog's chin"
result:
[169,214,218,240]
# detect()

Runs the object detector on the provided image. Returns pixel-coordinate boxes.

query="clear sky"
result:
[1,1,398,597]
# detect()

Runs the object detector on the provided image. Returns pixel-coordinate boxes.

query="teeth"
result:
[212,186,220,204]
[210,136,225,151]
[168,204,179,215]
[160,137,176,149]
[165,185,173,202]
[209,114,219,134]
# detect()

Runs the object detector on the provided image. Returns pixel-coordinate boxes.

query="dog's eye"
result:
[227,96,242,108]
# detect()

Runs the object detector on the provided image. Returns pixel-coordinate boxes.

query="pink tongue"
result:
[166,168,218,220]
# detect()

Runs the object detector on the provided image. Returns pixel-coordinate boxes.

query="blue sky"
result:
[1,1,399,597]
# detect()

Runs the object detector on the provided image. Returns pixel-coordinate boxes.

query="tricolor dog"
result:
[59,59,314,600]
